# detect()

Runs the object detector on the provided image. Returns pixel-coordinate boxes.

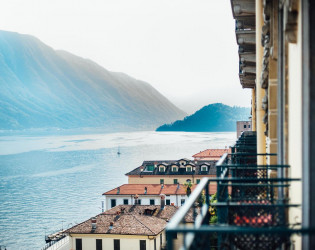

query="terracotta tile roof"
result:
[65,212,166,236]
[192,149,231,158]
[102,184,216,196]
[106,205,188,222]
[65,205,195,235]
[103,184,187,196]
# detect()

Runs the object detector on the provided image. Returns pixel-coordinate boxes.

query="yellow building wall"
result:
[128,175,213,185]
[70,233,162,250]
[287,1,302,248]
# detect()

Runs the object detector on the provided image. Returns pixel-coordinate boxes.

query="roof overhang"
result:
[230,0,256,89]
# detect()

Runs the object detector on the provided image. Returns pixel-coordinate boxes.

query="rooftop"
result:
[192,149,231,158]
[103,184,216,196]
[65,212,166,236]
[125,159,216,176]
[65,205,194,236]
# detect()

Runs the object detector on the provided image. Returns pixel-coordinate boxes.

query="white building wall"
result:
[105,194,187,210]
[287,1,302,248]
[70,234,162,250]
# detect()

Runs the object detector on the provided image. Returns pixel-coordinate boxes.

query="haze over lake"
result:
[0,131,235,249]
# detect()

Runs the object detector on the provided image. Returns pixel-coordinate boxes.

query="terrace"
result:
[166,131,311,249]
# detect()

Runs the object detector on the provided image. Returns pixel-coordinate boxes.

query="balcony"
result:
[166,131,312,249]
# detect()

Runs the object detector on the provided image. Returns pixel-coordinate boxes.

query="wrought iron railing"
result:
[166,132,312,249]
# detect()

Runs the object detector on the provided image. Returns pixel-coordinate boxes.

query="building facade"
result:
[102,184,216,210]
[192,149,231,161]
[126,158,216,185]
[236,121,252,138]
[44,205,194,250]
[166,1,315,249]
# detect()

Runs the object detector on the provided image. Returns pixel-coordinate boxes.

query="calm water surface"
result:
[0,131,236,249]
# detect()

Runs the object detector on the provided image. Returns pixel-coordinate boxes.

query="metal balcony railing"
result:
[166,132,313,250]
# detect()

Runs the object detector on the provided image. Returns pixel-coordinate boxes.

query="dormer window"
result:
[159,166,165,172]
[146,165,154,171]
[186,166,192,172]
[172,166,178,172]
[201,165,208,171]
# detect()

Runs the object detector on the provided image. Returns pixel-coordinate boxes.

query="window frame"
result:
[76,238,82,250]
[111,199,116,208]
[114,239,120,250]
[96,239,102,250]
[146,165,154,171]
[140,240,146,250]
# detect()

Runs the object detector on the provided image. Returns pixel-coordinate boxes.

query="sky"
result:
[0,0,251,114]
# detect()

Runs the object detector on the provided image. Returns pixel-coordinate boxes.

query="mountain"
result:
[156,103,250,132]
[0,30,186,131]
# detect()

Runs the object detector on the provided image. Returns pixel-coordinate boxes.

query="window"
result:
[166,199,170,205]
[146,165,154,171]
[138,199,142,205]
[244,124,247,128]
[159,166,165,172]
[160,234,162,246]
[140,240,146,250]
[160,179,164,184]
[123,199,128,205]
[114,239,120,250]
[76,239,82,250]
[172,166,178,172]
[196,179,200,184]
[186,166,192,172]
[96,239,102,250]
[111,199,116,208]
[154,238,156,250]
[181,199,185,205]
[201,165,207,171]
[249,124,251,128]
[173,179,178,184]
[150,199,155,205]
[186,179,191,183]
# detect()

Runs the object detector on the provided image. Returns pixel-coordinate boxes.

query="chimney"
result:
[117,187,120,194]
[91,217,97,230]
[177,183,180,190]
[134,194,139,205]
[144,187,147,194]
[161,199,165,210]
[161,184,164,189]
[109,221,114,230]
[160,194,165,210]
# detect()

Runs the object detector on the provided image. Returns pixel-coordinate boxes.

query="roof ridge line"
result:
[131,214,156,235]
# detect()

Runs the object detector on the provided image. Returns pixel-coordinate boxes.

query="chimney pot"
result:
[91,217,97,230]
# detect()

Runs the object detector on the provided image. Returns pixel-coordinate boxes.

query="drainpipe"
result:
[252,88,256,131]
[256,0,266,164]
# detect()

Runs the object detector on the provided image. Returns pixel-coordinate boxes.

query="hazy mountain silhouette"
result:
[0,31,186,131]
[156,103,250,132]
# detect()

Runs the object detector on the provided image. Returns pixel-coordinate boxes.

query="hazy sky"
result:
[0,0,251,114]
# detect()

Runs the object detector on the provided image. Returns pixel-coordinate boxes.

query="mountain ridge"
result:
[0,30,186,131]
[156,103,250,132]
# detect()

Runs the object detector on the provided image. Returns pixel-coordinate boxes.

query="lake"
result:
[0,131,236,249]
